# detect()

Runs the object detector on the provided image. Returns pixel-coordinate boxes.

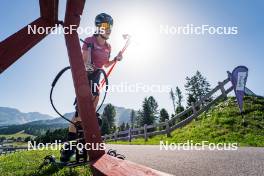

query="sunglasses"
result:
[99,22,113,30]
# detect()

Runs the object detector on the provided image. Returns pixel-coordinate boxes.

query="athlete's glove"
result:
[85,63,95,72]
[114,51,123,61]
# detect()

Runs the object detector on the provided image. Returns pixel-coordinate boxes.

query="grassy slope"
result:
[0,130,34,138]
[0,97,262,175]
[110,96,264,146]
[0,131,34,147]
[0,150,91,176]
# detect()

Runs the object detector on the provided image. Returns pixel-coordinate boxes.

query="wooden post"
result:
[106,134,109,141]
[199,96,205,107]
[114,131,118,141]
[191,102,197,115]
[165,120,171,137]
[191,102,198,121]
[218,81,227,99]
[144,124,148,142]
[64,0,105,161]
[128,128,132,142]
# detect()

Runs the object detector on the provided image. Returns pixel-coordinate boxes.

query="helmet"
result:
[95,13,113,29]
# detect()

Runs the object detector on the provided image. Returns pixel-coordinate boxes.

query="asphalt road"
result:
[107,145,264,176]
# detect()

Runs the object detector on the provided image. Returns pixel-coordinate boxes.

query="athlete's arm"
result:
[82,48,92,70]
[104,51,123,68]
[104,59,116,68]
[82,49,88,65]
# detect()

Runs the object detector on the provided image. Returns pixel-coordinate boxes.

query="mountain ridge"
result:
[0,105,133,132]
[0,107,54,126]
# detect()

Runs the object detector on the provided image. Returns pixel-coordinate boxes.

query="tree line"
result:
[101,70,211,135]
[32,70,212,142]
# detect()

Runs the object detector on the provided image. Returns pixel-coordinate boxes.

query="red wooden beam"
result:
[92,154,172,176]
[39,0,59,25]
[63,1,172,175]
[63,0,105,161]
[0,1,171,175]
[0,0,59,74]
[0,18,51,73]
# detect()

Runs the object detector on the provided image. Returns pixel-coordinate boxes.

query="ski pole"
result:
[99,34,131,89]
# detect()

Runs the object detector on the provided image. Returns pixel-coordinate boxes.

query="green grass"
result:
[0,130,34,139]
[1,96,262,175]
[7,142,28,147]
[109,96,264,146]
[0,149,92,176]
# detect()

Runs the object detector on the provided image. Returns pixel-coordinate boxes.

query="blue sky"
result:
[0,0,263,117]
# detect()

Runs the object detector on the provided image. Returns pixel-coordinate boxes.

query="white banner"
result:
[236,72,247,91]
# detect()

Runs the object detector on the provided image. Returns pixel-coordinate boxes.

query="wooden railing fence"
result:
[102,78,233,142]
